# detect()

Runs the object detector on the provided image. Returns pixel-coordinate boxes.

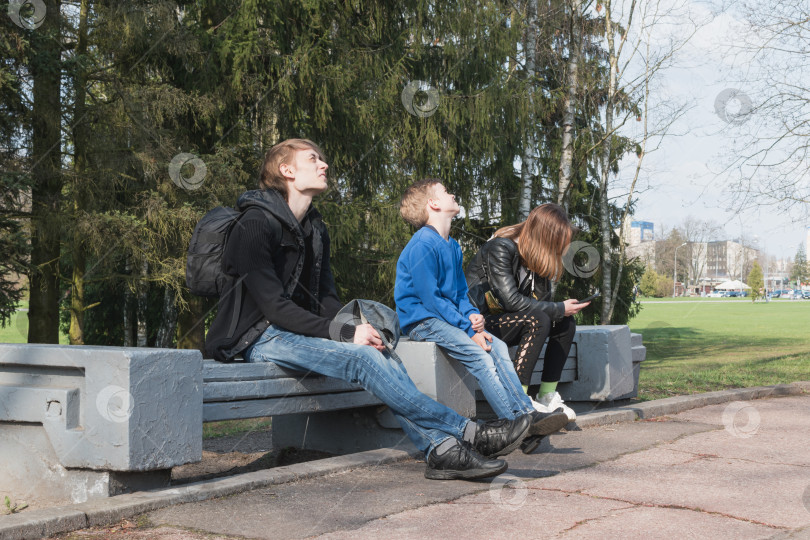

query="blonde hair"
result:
[400,178,441,228]
[258,138,325,199]
[493,204,574,280]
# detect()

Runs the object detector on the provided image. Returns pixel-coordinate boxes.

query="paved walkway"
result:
[34,388,810,540]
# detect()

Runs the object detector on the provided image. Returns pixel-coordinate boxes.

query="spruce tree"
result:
[747,261,764,302]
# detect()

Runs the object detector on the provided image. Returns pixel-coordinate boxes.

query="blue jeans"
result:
[245,325,470,457]
[408,318,534,419]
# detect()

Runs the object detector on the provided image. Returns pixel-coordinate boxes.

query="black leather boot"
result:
[424,440,507,480]
[473,413,532,458]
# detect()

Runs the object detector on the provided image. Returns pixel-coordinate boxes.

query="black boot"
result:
[528,408,569,436]
[424,440,507,480]
[473,414,532,458]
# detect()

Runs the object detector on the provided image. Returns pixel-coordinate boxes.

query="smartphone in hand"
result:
[575,291,601,304]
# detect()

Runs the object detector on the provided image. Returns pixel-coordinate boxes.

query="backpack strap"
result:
[223,206,282,340]
[226,275,246,339]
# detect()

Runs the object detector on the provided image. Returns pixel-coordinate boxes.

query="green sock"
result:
[538,381,558,397]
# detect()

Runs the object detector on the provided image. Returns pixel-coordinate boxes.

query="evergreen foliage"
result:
[747,261,764,302]
[791,245,808,287]
[0,11,32,326]
[8,0,648,347]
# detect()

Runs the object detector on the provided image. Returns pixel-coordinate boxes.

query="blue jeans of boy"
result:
[408,317,534,419]
[245,324,470,457]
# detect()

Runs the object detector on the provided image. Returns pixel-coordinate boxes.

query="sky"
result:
[610,0,808,260]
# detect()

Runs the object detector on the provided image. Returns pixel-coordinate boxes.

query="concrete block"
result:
[0,423,171,506]
[615,332,647,400]
[0,344,203,505]
[558,325,635,402]
[395,339,476,418]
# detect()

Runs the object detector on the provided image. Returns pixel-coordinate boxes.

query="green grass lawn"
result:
[0,302,70,345]
[629,300,810,400]
[639,296,752,302]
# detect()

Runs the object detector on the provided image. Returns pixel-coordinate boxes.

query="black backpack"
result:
[186,206,243,297]
[186,204,278,338]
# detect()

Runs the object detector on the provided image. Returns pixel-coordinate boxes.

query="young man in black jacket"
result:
[205,138,531,480]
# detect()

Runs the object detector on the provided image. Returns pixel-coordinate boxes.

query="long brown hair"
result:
[493,204,573,280]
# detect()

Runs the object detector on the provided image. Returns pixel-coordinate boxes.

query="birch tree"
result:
[593,0,699,322]
[557,0,583,209]
[721,0,810,217]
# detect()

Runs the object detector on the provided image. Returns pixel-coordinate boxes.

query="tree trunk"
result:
[28,0,62,343]
[68,0,90,345]
[123,256,135,347]
[177,293,207,356]
[557,0,582,210]
[136,254,148,347]
[608,32,650,321]
[599,1,619,324]
[518,0,538,220]
[154,287,178,348]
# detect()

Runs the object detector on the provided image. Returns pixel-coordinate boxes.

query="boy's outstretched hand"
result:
[471,331,492,352]
[469,313,485,333]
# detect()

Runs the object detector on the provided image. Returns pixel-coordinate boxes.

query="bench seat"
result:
[202,360,382,422]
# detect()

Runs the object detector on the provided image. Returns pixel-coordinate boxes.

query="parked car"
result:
[708,290,725,297]
[802,291,810,299]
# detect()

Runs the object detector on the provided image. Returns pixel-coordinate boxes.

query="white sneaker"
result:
[538,391,576,422]
[530,398,554,413]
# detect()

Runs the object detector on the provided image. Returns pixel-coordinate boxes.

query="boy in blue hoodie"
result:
[395,179,568,450]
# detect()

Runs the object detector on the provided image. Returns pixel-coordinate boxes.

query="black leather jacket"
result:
[465,237,565,322]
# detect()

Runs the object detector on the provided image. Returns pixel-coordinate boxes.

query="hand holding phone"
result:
[575,291,601,304]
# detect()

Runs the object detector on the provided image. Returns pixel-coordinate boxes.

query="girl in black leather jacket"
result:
[465,204,590,421]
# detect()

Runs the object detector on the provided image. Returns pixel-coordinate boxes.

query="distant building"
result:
[621,220,654,245]
[619,220,655,266]
[703,240,759,283]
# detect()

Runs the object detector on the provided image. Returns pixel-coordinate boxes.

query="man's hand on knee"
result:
[353,323,386,351]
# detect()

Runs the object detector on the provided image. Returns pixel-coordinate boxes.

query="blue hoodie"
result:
[395,226,479,336]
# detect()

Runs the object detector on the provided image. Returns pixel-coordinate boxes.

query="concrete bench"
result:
[0,325,644,505]
[206,339,477,455]
[239,326,646,453]
[0,341,474,506]
[0,344,202,507]
[517,325,646,402]
[471,325,646,417]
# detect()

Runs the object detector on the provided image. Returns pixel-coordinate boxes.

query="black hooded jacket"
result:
[205,189,343,362]
[465,237,565,322]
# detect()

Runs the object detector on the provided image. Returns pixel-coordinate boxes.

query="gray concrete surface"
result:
[0,344,202,506]
[2,382,808,540]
